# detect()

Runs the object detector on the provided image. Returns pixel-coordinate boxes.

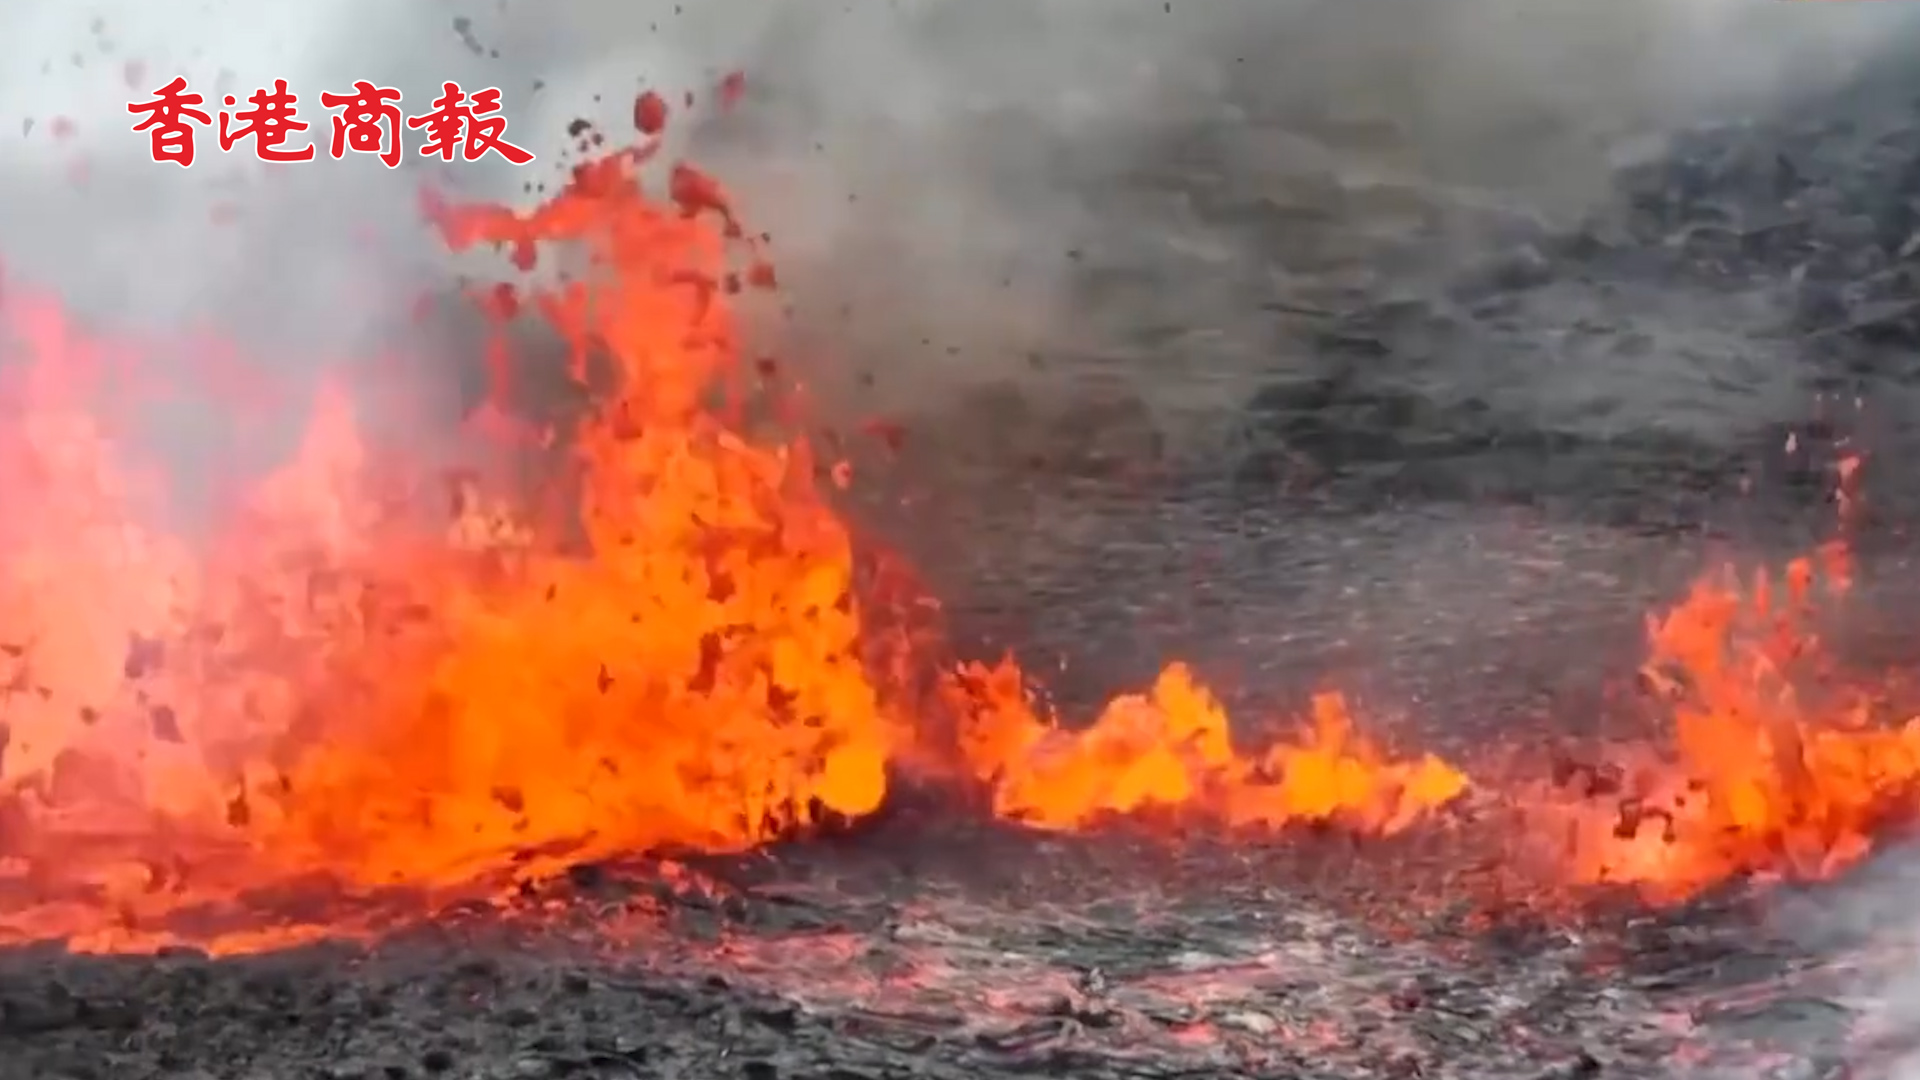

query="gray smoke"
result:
[4,0,1914,423]
[0,1,1904,388]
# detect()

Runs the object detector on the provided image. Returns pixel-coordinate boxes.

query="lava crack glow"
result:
[2,114,1920,957]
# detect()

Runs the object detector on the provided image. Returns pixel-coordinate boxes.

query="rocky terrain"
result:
[0,822,1873,1080]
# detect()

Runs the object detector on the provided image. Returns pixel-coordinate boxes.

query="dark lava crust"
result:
[0,820,1871,1080]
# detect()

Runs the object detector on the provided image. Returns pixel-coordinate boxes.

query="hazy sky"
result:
[0,0,1916,479]
[1,0,1912,341]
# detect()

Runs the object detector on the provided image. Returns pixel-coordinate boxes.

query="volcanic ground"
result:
[11,36,1920,1080]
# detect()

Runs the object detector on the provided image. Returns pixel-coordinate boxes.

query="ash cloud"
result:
[0,1,1916,536]
[636,0,1920,431]
[3,0,1915,431]
[1,0,1912,678]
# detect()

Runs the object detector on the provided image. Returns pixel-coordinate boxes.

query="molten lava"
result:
[0,146,899,952]
[1536,535,1920,901]
[948,659,1467,834]
[1,109,1918,958]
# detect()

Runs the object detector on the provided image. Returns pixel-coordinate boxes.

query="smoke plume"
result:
[6,0,1915,424]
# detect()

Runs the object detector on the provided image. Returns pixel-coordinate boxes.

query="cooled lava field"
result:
[13,13,1920,1080]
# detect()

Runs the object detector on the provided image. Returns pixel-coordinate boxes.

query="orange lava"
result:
[1,109,1918,957]
[0,145,897,952]
[947,660,1467,835]
[1533,534,1920,902]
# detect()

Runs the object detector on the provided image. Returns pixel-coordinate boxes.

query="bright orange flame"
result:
[0,147,897,952]
[1537,536,1920,901]
[945,658,1468,835]
[260,156,897,891]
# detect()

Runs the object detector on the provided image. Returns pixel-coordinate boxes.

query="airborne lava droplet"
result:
[485,282,518,321]
[123,635,163,679]
[668,163,733,229]
[149,704,182,743]
[633,90,668,135]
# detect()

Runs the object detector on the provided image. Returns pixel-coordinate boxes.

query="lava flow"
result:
[1528,532,1920,902]
[3,104,1920,958]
